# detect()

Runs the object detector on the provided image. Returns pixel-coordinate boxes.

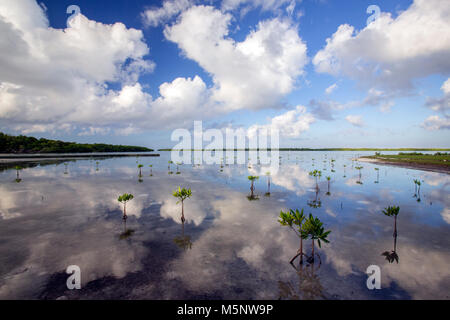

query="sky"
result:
[0,0,449,148]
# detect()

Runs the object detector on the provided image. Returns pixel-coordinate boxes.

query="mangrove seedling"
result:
[382,206,400,238]
[279,209,307,265]
[301,214,331,264]
[309,170,322,191]
[138,164,143,177]
[168,160,173,174]
[149,164,153,176]
[355,166,363,184]
[173,187,192,223]
[374,168,379,183]
[265,171,271,197]
[326,176,331,196]
[413,179,421,202]
[247,176,259,200]
[176,162,182,174]
[14,165,22,183]
[118,193,134,220]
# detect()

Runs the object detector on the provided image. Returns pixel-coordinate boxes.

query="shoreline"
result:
[357,157,450,174]
[0,153,160,165]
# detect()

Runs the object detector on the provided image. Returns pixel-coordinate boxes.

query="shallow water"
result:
[0,151,449,300]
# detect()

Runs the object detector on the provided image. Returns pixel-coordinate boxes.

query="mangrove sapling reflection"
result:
[173,187,192,223]
[278,261,325,300]
[173,221,192,250]
[382,232,399,264]
[120,218,135,240]
[307,187,321,209]
[382,206,400,263]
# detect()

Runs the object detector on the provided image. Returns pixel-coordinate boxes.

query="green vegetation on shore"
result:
[0,132,153,153]
[159,148,450,152]
[362,152,450,167]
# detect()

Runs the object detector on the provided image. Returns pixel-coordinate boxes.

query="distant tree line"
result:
[0,132,153,153]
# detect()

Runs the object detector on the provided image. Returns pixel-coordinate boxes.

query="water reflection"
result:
[279,262,325,300]
[173,222,192,250]
[0,151,448,299]
[381,206,400,264]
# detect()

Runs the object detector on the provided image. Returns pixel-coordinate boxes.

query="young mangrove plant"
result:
[14,165,22,183]
[326,176,331,196]
[247,176,259,200]
[168,160,173,174]
[309,170,322,191]
[413,179,422,202]
[374,168,379,183]
[173,187,192,223]
[265,171,271,197]
[301,214,331,264]
[413,179,418,197]
[64,162,69,175]
[355,166,363,184]
[138,164,143,177]
[149,164,153,176]
[118,193,134,221]
[343,164,346,178]
[382,206,400,238]
[279,209,307,265]
[95,161,99,171]
[176,162,182,174]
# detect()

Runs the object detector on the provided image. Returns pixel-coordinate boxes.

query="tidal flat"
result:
[0,151,449,300]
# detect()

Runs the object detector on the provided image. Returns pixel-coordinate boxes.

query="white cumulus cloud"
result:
[345,115,365,127]
[164,5,308,111]
[313,0,450,94]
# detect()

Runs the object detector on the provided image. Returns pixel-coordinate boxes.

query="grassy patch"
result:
[363,153,450,167]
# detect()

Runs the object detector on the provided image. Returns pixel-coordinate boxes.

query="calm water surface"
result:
[0,151,449,299]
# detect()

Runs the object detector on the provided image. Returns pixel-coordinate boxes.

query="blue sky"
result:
[0,0,449,148]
